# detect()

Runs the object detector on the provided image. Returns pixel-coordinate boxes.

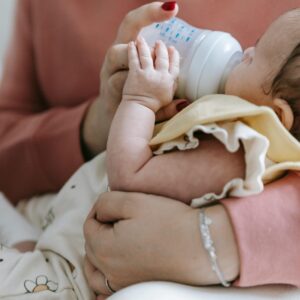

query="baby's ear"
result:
[273,98,294,130]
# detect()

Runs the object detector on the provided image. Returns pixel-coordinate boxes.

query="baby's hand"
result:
[122,36,179,112]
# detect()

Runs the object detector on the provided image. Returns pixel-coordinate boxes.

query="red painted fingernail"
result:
[161,1,177,11]
[176,101,189,112]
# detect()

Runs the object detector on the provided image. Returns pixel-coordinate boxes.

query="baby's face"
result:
[225,9,300,108]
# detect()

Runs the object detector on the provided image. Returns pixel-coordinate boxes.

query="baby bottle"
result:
[140,18,243,101]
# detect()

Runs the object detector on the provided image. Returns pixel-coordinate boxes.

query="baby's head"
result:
[225,8,300,139]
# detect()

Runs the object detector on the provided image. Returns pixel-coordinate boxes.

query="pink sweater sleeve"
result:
[0,0,91,203]
[221,172,300,287]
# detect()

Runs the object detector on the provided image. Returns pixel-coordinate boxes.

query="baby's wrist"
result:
[122,94,162,112]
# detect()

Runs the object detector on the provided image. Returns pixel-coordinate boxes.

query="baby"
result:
[106,8,300,204]
[1,7,300,300]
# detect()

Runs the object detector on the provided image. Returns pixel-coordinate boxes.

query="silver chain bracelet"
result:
[199,209,231,287]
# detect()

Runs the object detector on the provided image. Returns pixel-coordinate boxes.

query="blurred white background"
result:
[0,0,16,77]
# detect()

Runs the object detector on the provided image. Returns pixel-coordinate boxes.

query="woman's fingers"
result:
[115,2,178,44]
[85,241,106,272]
[84,256,113,296]
[84,256,106,295]
[102,44,128,77]
[84,208,115,263]
[92,191,136,223]
[106,71,128,98]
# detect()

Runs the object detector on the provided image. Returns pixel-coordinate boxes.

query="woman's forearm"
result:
[81,97,115,157]
[189,205,240,285]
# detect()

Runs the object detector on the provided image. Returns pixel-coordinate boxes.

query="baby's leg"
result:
[0,193,41,252]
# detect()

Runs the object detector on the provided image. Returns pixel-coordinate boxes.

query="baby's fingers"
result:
[168,46,180,78]
[128,41,140,70]
[136,36,153,69]
[154,40,169,71]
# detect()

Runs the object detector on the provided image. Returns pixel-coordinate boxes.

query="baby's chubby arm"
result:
[107,38,245,204]
[107,37,179,191]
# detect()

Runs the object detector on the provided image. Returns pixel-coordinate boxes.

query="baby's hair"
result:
[271,42,300,140]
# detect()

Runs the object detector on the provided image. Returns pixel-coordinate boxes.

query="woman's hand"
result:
[81,2,179,157]
[83,191,240,296]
